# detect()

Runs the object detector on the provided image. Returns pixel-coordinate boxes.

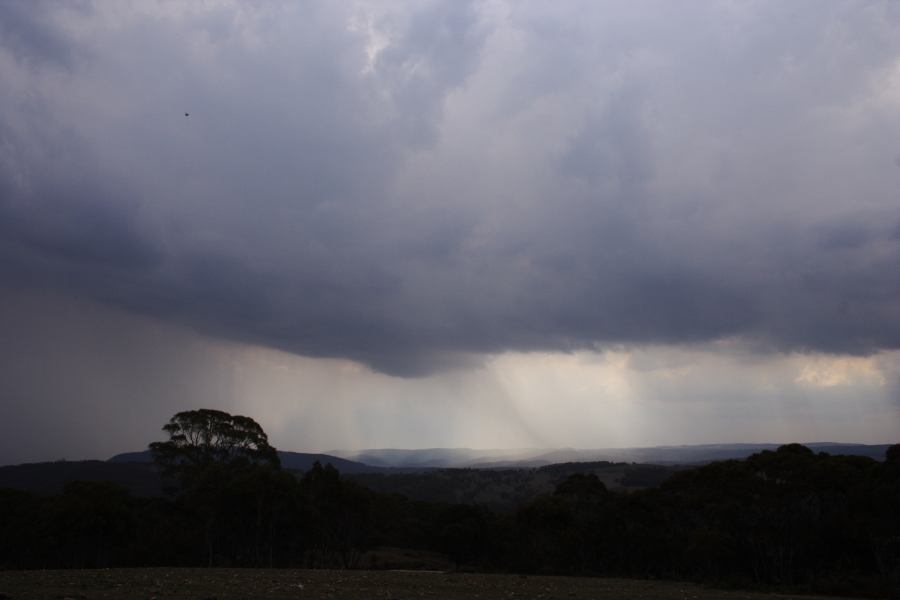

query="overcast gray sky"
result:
[1,0,899,465]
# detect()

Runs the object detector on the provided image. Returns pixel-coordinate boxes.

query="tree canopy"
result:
[149,409,279,475]
[148,409,284,566]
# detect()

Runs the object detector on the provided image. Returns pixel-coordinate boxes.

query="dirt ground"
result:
[0,568,870,600]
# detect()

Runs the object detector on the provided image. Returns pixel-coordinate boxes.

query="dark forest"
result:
[1,410,898,599]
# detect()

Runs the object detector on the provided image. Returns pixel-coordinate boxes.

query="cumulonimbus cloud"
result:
[2,0,900,375]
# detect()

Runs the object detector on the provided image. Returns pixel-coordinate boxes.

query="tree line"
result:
[0,409,897,598]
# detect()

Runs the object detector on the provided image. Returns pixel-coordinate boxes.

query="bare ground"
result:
[0,568,871,600]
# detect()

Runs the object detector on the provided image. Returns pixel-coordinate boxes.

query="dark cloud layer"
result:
[2,1,900,375]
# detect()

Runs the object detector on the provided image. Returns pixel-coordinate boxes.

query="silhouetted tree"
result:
[301,461,374,567]
[149,409,279,477]
[886,444,900,464]
[149,409,282,566]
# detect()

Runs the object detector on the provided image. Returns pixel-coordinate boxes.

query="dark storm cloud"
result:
[0,0,81,66]
[0,173,160,270]
[2,1,900,376]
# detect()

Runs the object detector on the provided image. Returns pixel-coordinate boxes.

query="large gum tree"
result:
[150,409,285,566]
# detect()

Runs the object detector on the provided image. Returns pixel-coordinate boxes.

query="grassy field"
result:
[0,569,871,600]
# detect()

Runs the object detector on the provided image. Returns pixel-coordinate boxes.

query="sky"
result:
[1,0,899,465]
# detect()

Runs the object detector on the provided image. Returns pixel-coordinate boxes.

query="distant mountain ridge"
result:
[335,447,545,469]
[333,442,894,468]
[0,442,892,500]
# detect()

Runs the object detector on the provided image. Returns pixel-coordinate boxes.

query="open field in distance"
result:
[0,569,870,600]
